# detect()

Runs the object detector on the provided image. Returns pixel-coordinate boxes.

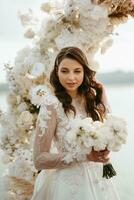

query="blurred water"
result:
[106,85,134,200]
[0,85,134,199]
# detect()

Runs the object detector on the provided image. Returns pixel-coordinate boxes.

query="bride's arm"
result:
[33,100,80,170]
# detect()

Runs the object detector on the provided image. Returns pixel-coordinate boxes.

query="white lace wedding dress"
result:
[31,91,120,200]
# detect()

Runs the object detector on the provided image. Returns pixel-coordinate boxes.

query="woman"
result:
[31,47,120,200]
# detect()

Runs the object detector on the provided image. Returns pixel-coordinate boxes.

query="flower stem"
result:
[103,163,116,179]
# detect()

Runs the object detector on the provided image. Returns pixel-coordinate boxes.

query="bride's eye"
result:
[75,71,81,73]
[61,70,68,73]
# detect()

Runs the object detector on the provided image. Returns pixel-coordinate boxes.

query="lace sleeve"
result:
[33,94,83,170]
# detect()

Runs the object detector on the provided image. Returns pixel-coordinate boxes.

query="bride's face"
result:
[57,58,84,95]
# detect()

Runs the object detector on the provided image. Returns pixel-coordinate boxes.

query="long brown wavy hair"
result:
[50,47,106,121]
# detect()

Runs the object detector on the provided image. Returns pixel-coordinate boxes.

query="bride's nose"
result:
[68,72,75,80]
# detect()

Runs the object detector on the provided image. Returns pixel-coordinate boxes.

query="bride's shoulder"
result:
[41,89,60,108]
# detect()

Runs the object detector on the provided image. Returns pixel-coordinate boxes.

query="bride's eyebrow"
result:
[61,67,82,70]
[60,67,81,70]
[74,68,82,70]
[60,67,69,70]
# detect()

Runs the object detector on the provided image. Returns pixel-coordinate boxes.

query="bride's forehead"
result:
[58,58,83,69]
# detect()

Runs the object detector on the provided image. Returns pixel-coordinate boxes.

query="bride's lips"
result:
[66,83,76,87]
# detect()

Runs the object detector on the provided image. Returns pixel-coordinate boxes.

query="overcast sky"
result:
[0,0,134,83]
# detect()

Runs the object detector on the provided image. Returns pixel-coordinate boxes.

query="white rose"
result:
[17,111,33,128]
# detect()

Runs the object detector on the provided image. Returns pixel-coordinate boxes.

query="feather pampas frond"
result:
[92,0,134,20]
[8,176,34,197]
[109,14,128,25]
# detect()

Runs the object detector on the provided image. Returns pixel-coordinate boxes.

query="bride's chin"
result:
[66,87,77,92]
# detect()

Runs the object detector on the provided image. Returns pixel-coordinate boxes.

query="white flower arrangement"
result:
[63,114,127,178]
[1,0,133,198]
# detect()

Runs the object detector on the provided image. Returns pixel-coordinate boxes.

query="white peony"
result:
[29,85,48,107]
[63,117,95,162]
[69,117,93,132]
[104,114,127,132]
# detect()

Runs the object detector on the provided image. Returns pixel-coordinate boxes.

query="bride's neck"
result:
[66,91,80,99]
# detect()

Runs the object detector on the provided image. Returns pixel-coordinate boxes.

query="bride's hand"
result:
[86,149,110,163]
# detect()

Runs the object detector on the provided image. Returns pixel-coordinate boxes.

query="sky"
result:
[0,0,134,83]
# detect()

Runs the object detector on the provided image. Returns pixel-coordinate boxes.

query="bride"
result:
[31,46,120,200]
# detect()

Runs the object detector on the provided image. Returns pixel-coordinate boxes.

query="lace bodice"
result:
[33,89,110,170]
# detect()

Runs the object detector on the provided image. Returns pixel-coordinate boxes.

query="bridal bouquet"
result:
[63,114,127,179]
